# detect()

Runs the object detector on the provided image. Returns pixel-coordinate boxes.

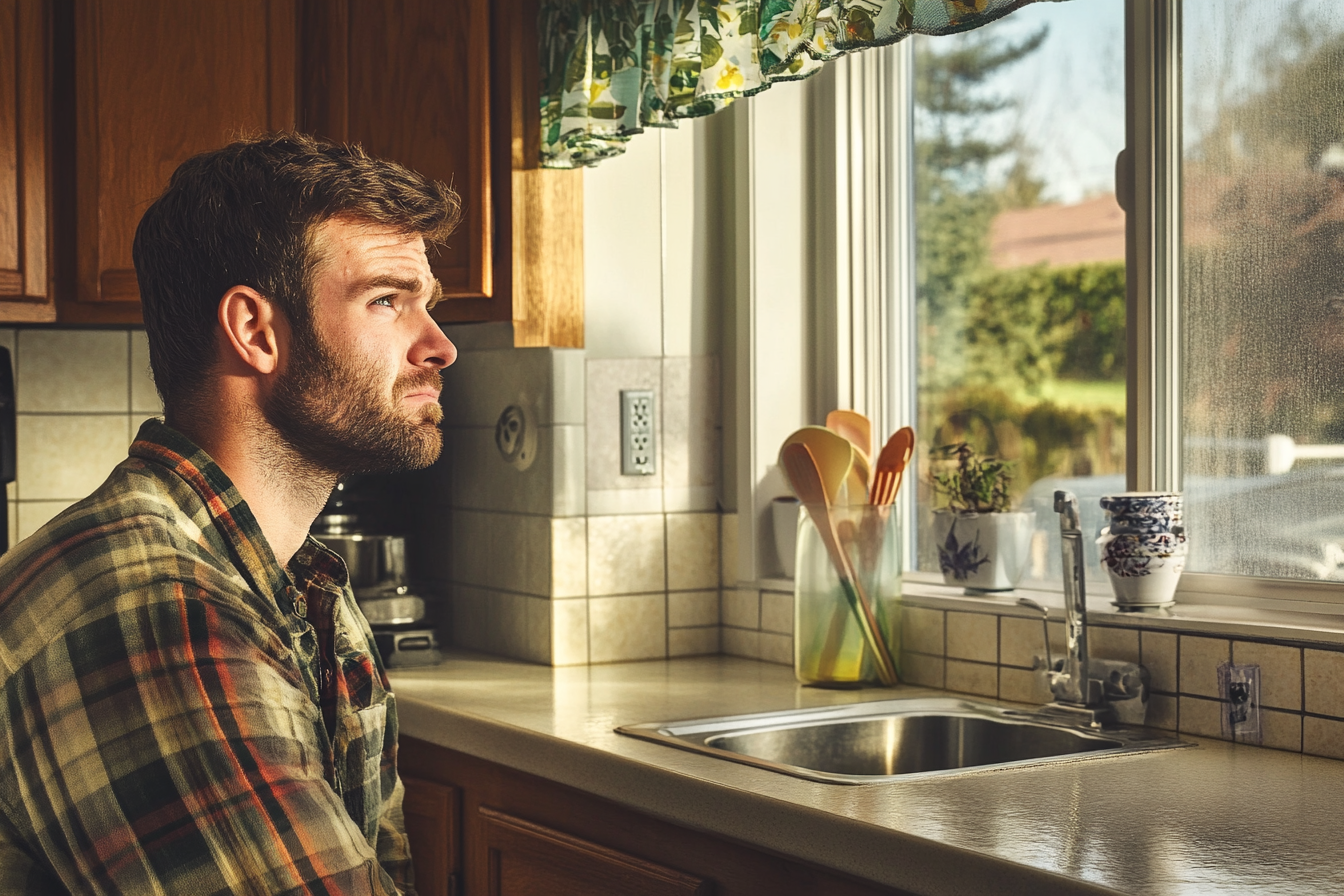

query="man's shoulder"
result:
[0,455,259,666]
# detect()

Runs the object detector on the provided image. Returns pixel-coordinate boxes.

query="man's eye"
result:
[372,296,395,307]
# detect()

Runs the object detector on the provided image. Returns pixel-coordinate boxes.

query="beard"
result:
[262,320,445,476]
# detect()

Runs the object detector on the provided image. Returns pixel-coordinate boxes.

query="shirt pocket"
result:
[332,701,387,842]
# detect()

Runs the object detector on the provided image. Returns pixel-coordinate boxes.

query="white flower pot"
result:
[932,510,1034,592]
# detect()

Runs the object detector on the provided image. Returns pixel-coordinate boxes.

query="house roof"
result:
[989,193,1125,269]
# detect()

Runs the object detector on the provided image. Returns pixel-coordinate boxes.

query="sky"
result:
[915,0,1127,206]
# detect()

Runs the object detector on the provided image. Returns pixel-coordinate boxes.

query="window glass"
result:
[911,0,1127,586]
[1182,2,1344,580]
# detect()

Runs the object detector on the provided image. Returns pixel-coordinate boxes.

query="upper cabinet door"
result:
[302,0,493,315]
[67,0,296,321]
[0,0,53,321]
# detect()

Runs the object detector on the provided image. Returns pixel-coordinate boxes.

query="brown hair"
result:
[132,132,461,421]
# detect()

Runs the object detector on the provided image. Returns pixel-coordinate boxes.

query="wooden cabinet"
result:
[403,776,460,896]
[302,0,583,346]
[0,0,582,342]
[61,0,296,322]
[399,736,914,896]
[301,0,491,311]
[0,0,54,321]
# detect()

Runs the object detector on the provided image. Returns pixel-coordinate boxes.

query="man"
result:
[0,133,459,895]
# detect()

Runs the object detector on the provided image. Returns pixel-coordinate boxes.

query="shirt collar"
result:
[129,418,295,604]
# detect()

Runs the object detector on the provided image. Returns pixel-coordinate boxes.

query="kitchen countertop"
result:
[389,652,1344,896]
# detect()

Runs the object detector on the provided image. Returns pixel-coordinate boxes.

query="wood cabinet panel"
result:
[301,0,492,308]
[403,776,460,896]
[67,0,295,319]
[400,736,913,896]
[0,0,54,321]
[481,807,708,896]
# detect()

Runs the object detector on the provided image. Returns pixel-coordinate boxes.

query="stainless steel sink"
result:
[616,697,1190,783]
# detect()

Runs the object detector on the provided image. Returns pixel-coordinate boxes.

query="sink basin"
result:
[616,697,1190,783]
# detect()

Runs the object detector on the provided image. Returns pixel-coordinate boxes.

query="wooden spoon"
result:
[869,426,915,506]
[826,410,872,502]
[781,443,899,686]
[780,426,853,505]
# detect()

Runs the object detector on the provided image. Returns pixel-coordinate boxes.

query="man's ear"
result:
[218,286,284,375]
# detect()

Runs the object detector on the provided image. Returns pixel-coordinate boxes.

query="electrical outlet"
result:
[620,389,656,476]
[1218,662,1261,744]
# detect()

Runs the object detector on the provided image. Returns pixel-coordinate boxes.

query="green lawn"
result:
[1016,379,1126,414]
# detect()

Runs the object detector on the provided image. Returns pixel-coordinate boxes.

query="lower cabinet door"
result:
[480,807,709,896]
[402,777,461,896]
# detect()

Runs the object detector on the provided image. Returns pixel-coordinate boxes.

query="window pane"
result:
[1182,2,1344,580]
[912,0,1127,587]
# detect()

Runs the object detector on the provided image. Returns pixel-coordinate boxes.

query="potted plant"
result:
[929,443,1034,592]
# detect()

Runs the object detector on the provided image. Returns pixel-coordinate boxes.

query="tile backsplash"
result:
[417,335,727,666]
[1,327,162,550]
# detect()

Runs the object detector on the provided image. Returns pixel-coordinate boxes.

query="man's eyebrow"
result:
[360,275,424,295]
[426,279,444,310]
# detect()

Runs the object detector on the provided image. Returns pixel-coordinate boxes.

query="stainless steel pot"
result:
[318,533,407,597]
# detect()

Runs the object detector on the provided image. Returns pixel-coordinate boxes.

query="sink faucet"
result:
[1016,491,1148,728]
[1054,490,1095,707]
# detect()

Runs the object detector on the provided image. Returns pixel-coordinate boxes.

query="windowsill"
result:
[744,574,1344,648]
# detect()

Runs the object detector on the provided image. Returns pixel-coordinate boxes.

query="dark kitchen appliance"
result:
[313,478,441,667]
[0,347,14,556]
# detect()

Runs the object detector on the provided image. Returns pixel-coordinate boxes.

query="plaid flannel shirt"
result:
[0,420,415,895]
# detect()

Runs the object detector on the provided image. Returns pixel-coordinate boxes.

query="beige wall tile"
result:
[1147,694,1178,731]
[1233,641,1302,711]
[493,513,553,597]
[945,659,997,698]
[585,358,662,493]
[721,627,760,660]
[1178,696,1227,740]
[666,512,719,590]
[760,591,793,634]
[551,425,587,518]
[1089,626,1140,666]
[450,509,494,588]
[0,327,14,354]
[720,512,738,586]
[16,500,75,542]
[551,598,589,666]
[486,591,529,659]
[1000,615,1062,669]
[551,517,588,597]
[1258,709,1303,752]
[587,514,666,595]
[1142,631,1178,693]
[17,330,128,413]
[449,585,489,650]
[999,666,1051,705]
[902,606,944,656]
[946,611,997,663]
[1305,649,1344,718]
[660,356,718,493]
[758,632,792,666]
[449,425,558,516]
[523,597,552,664]
[440,347,559,427]
[1179,636,1230,698]
[129,330,161,414]
[17,415,131,500]
[899,652,944,689]
[586,487,663,516]
[588,594,666,663]
[1304,715,1344,760]
[668,590,719,628]
[721,588,759,629]
[669,625,719,658]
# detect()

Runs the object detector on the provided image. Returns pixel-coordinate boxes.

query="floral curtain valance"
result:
[539,0,1064,168]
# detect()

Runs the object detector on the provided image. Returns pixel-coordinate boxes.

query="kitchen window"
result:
[896,0,1344,612]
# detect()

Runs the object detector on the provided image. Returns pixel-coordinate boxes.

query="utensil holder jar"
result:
[794,504,902,687]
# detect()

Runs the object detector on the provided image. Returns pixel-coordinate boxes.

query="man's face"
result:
[262,217,457,475]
